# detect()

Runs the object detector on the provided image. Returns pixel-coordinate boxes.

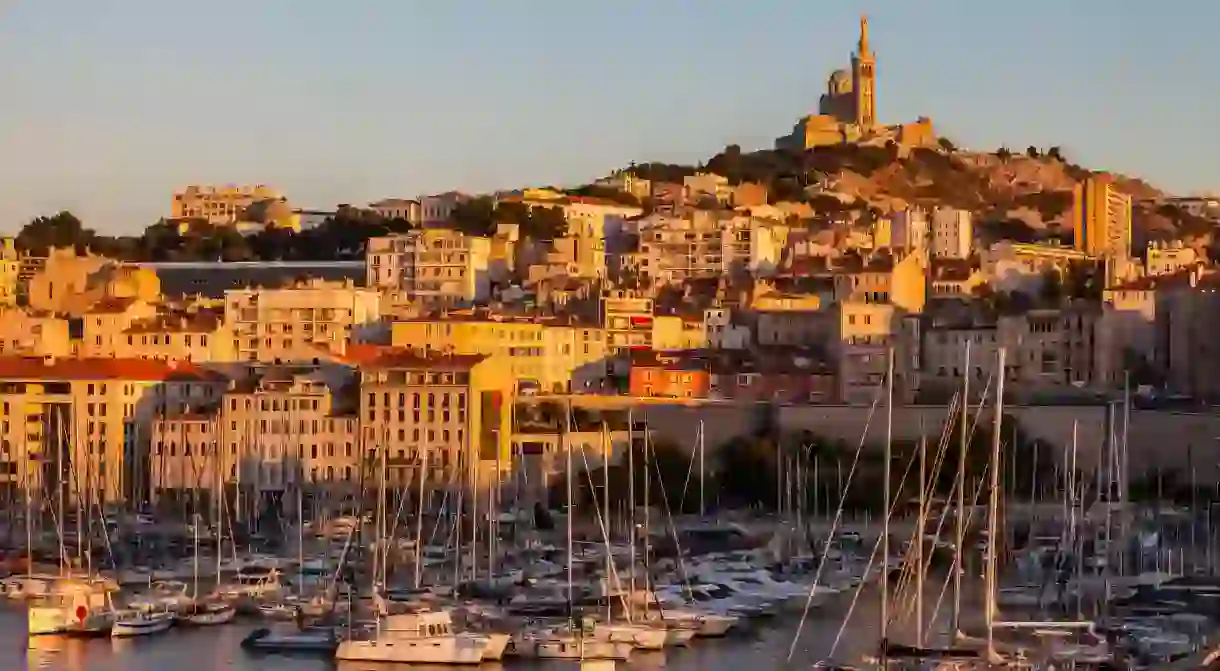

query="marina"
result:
[5,352,1220,669]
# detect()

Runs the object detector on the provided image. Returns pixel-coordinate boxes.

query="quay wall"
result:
[628,404,1220,480]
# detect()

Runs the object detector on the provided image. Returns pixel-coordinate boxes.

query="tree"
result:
[995,147,1012,162]
[449,196,496,236]
[1047,146,1065,162]
[17,211,91,255]
[1040,267,1064,305]
[1026,146,1040,159]
[937,137,958,153]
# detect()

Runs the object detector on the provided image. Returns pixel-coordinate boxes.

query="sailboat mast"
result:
[602,421,611,620]
[985,347,1006,660]
[627,408,636,605]
[414,448,427,589]
[953,340,970,637]
[564,399,574,625]
[881,346,894,649]
[698,419,705,516]
[916,423,926,648]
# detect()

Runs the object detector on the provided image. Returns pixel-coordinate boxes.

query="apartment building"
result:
[0,310,71,357]
[1145,241,1201,277]
[0,238,20,307]
[368,198,422,224]
[628,350,710,399]
[172,184,285,225]
[391,312,608,394]
[636,213,726,284]
[1072,174,1133,259]
[225,278,382,362]
[930,207,973,259]
[366,230,491,308]
[1157,270,1220,399]
[834,302,902,404]
[0,356,223,506]
[353,348,511,486]
[984,241,1090,294]
[832,250,928,314]
[1097,276,1162,389]
[419,192,470,227]
[683,173,733,205]
[722,216,785,277]
[151,366,358,505]
[889,207,929,253]
[602,290,655,366]
[117,311,234,362]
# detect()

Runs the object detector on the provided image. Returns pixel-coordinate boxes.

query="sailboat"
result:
[180,471,235,625]
[27,406,119,637]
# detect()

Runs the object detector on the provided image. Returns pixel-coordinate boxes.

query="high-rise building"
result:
[931,207,974,259]
[1072,175,1132,258]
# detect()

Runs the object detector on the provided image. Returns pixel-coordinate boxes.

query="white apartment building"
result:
[225,278,383,362]
[366,230,491,308]
[930,207,973,259]
[890,207,929,253]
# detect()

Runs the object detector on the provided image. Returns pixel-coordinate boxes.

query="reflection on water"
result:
[5,607,867,671]
[337,663,505,671]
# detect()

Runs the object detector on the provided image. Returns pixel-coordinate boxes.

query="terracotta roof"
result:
[0,356,225,382]
[335,344,487,372]
[86,297,140,314]
[123,311,221,334]
[931,259,976,282]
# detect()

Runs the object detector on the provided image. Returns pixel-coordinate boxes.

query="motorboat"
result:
[218,566,283,600]
[592,622,668,650]
[180,601,237,626]
[111,609,175,637]
[242,626,340,653]
[335,611,489,665]
[517,630,633,661]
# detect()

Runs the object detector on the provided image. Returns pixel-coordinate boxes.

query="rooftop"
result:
[336,344,488,372]
[0,357,225,382]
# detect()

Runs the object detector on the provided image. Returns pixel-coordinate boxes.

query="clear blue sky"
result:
[0,0,1215,233]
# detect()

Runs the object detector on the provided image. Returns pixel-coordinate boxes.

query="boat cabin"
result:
[382,611,456,638]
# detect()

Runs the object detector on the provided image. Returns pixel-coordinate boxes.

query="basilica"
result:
[777,15,935,152]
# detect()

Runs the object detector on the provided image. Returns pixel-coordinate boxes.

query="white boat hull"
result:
[533,637,632,661]
[183,605,236,626]
[335,637,488,665]
[112,612,174,638]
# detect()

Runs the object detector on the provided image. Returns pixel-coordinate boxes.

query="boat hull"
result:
[335,638,487,665]
[182,605,236,626]
[112,613,174,637]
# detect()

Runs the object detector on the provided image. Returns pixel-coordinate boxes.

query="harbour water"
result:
[12,607,872,671]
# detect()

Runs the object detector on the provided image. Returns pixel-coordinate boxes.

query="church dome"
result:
[828,69,852,94]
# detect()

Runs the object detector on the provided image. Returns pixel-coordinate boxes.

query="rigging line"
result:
[894,367,996,622]
[784,369,884,663]
[576,437,631,614]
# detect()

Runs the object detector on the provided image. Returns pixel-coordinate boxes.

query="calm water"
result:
[7,606,883,671]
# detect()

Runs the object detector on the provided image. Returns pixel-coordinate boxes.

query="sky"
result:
[0,0,1216,234]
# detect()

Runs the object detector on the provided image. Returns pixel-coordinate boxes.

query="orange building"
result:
[628,351,710,399]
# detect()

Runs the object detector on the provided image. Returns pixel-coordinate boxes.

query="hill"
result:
[627,142,1213,251]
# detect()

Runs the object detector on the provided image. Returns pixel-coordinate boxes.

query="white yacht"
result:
[335,610,490,665]
[27,576,117,636]
[111,609,175,637]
